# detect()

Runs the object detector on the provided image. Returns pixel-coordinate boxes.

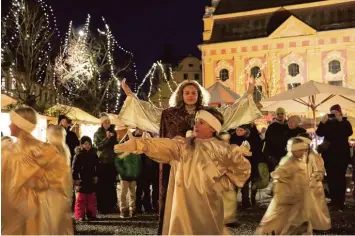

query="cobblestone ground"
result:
[75,193,355,235]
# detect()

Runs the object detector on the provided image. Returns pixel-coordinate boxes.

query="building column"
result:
[233,55,245,94]
[307,48,322,83]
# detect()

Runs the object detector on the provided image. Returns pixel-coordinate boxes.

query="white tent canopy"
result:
[207,81,240,105]
[261,80,355,112]
[48,104,100,124]
[1,94,17,110]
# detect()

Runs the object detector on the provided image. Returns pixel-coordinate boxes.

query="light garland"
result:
[157,61,173,93]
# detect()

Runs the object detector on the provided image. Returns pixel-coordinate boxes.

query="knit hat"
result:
[58,115,69,125]
[80,136,92,145]
[330,104,342,115]
[276,107,286,114]
[100,113,110,124]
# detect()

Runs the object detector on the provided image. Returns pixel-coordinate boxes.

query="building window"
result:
[194,73,199,80]
[253,86,262,102]
[287,83,301,90]
[328,81,343,86]
[288,63,300,77]
[188,64,193,68]
[250,66,261,79]
[183,73,188,80]
[219,69,229,82]
[328,60,341,74]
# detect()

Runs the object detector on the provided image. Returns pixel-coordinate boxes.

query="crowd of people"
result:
[1,78,354,235]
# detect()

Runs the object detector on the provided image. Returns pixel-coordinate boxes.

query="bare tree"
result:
[1,0,59,110]
[54,16,132,116]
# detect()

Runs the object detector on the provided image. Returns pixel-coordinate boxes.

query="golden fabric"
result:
[223,189,238,224]
[1,139,73,235]
[118,92,262,133]
[255,155,313,235]
[115,137,251,235]
[307,150,331,231]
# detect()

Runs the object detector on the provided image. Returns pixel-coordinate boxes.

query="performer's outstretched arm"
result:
[118,79,163,133]
[217,81,262,130]
[114,134,184,164]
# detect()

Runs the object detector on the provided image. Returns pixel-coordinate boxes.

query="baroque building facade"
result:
[200,0,355,102]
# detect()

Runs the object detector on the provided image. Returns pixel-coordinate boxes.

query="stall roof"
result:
[48,104,100,124]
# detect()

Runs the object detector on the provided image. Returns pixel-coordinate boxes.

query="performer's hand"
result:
[93,177,98,184]
[121,79,134,96]
[114,130,137,158]
[240,141,252,156]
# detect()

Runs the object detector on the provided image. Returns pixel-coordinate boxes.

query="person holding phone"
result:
[316,104,353,211]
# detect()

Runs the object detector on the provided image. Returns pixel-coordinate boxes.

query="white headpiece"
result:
[195,110,222,133]
[10,111,36,134]
[287,139,310,152]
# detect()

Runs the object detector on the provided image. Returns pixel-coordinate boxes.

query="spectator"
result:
[263,107,288,172]
[316,104,353,211]
[94,113,118,214]
[134,129,159,213]
[285,115,306,141]
[72,136,99,221]
[58,115,80,165]
[115,133,141,218]
[230,123,263,208]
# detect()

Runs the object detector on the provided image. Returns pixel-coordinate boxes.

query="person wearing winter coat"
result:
[115,143,141,218]
[72,136,99,221]
[316,104,353,211]
[230,123,263,208]
[58,115,80,165]
[93,113,118,214]
[285,115,307,141]
[263,107,288,172]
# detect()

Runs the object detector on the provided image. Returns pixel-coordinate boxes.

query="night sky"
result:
[44,0,211,77]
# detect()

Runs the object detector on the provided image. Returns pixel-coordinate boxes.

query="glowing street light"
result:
[78,29,84,37]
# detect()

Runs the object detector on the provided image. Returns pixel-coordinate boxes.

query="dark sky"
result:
[45,0,210,77]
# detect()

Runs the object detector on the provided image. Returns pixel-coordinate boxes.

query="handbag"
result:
[317,140,329,154]
[252,162,269,190]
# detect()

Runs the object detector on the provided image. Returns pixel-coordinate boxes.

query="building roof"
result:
[214,0,325,15]
[207,1,355,43]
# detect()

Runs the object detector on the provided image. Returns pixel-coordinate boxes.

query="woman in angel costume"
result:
[255,136,331,235]
[1,107,73,235]
[119,78,261,233]
[115,107,251,234]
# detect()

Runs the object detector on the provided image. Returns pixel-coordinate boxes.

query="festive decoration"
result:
[1,0,59,108]
[54,15,134,115]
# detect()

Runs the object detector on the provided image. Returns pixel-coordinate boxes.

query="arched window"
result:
[288,63,300,77]
[250,66,261,79]
[328,60,341,74]
[219,69,229,82]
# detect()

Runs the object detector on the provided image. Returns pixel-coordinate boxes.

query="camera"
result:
[328,113,335,118]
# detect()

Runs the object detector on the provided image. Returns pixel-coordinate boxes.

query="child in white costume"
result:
[115,107,251,235]
[255,137,315,235]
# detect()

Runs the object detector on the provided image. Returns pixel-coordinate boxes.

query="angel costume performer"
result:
[2,110,73,235]
[115,109,251,235]
[255,137,330,235]
[118,80,261,233]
